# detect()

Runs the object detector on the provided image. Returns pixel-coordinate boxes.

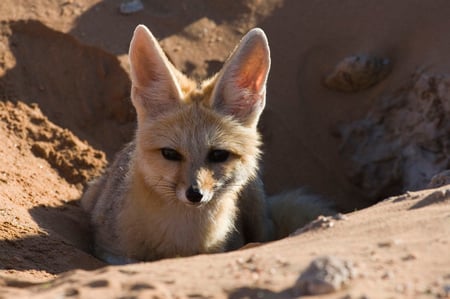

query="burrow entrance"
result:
[2,20,450,210]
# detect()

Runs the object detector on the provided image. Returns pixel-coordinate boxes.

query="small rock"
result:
[381,271,394,280]
[401,253,417,261]
[334,213,348,220]
[377,239,401,248]
[119,0,144,15]
[294,256,356,295]
[443,284,450,296]
[292,215,339,235]
[324,54,391,92]
[428,170,450,188]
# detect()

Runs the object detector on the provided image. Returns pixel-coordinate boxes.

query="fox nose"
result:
[185,185,203,203]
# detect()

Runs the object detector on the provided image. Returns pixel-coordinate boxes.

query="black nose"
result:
[185,185,203,203]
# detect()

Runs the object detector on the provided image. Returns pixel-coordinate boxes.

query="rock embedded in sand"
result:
[294,256,356,295]
[428,170,450,188]
[324,54,392,92]
[292,214,347,236]
[119,0,144,15]
[339,72,450,200]
[444,284,450,297]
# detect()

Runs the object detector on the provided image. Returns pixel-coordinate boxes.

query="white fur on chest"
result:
[117,191,237,261]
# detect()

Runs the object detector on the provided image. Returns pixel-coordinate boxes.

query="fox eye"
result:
[208,149,230,163]
[161,148,182,161]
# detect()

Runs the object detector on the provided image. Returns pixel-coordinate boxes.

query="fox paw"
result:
[324,54,392,92]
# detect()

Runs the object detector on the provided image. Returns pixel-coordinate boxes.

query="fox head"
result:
[128,25,270,207]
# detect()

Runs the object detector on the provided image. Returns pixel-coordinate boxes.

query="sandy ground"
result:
[0,0,450,298]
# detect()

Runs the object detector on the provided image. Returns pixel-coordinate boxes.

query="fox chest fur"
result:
[82,24,273,263]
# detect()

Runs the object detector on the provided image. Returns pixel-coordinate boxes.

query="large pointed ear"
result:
[210,28,270,128]
[129,25,182,121]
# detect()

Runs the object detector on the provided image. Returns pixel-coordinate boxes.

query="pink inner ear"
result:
[237,71,266,93]
[235,48,268,94]
[211,30,269,125]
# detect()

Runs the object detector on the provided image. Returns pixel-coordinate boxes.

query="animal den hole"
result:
[338,72,450,202]
[0,20,135,158]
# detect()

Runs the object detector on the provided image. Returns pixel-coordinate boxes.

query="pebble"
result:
[119,0,144,15]
[334,213,348,220]
[443,284,450,296]
[401,253,417,261]
[294,256,356,295]
[381,271,394,280]
[428,170,450,188]
[324,54,392,92]
[377,239,401,248]
[293,214,342,235]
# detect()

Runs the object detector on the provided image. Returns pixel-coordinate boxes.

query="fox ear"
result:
[129,25,182,120]
[210,28,270,128]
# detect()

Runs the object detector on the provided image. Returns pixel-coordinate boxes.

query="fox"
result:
[81,25,335,264]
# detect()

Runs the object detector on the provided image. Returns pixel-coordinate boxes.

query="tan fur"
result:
[82,25,334,264]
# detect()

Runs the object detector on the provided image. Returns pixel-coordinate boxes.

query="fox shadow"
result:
[0,199,105,275]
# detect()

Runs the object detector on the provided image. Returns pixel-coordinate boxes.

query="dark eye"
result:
[161,148,182,161]
[208,149,230,163]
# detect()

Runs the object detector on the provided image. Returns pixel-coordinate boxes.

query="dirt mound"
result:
[0,20,134,157]
[0,100,105,282]
[0,101,106,185]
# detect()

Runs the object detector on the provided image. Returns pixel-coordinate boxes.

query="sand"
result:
[0,0,449,298]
